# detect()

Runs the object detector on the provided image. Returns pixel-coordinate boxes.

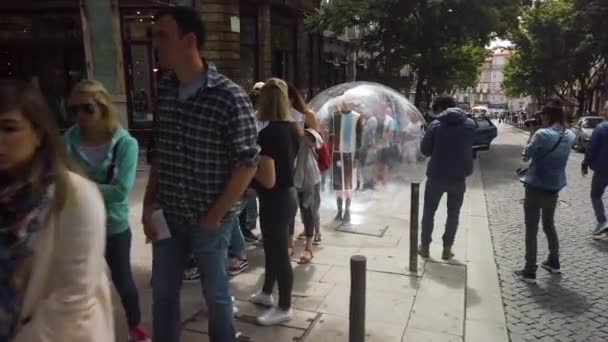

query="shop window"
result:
[122,9,158,128]
[271,19,295,83]
[129,44,154,124]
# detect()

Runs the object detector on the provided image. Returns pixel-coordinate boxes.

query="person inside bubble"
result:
[328,98,363,223]
[373,105,397,186]
[360,108,378,191]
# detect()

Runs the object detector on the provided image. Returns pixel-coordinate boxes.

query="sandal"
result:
[288,246,295,257]
[297,250,314,264]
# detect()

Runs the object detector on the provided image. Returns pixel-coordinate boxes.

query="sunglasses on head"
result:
[67,103,96,117]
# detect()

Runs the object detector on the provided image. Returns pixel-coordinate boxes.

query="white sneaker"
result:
[594,222,608,235]
[256,307,293,326]
[249,292,274,307]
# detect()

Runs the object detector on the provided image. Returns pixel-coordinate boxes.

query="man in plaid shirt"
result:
[143,7,259,342]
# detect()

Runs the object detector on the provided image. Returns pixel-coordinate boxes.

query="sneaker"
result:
[313,234,322,245]
[594,222,608,235]
[228,258,249,276]
[541,261,561,274]
[593,230,608,241]
[129,326,151,342]
[249,292,274,307]
[297,232,307,240]
[243,230,259,242]
[417,244,430,258]
[183,267,200,281]
[513,270,537,284]
[257,307,293,326]
[442,247,455,260]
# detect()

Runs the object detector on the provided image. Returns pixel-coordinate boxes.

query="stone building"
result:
[0,0,348,143]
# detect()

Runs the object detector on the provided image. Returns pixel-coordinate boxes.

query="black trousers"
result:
[106,229,141,328]
[259,188,298,309]
[524,186,560,273]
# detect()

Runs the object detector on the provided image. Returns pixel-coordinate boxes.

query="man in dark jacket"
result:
[583,103,608,240]
[418,95,476,260]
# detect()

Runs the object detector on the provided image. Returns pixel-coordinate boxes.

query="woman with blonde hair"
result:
[249,78,300,326]
[0,79,113,341]
[64,80,149,341]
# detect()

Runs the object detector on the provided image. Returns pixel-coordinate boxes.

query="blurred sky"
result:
[490,38,513,48]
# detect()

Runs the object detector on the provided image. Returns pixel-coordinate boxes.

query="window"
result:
[476,117,492,128]
[122,9,158,128]
[129,44,154,124]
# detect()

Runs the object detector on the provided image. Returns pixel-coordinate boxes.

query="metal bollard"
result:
[409,183,420,273]
[349,255,367,342]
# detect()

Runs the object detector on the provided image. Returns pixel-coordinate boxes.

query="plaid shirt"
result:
[155,63,259,224]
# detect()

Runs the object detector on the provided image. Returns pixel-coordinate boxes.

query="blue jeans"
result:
[591,173,608,224]
[420,178,466,247]
[523,186,560,273]
[152,217,236,342]
[106,229,140,329]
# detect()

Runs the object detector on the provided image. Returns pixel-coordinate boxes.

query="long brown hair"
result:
[0,79,75,212]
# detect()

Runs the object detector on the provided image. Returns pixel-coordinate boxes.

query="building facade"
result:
[454,47,532,114]
[0,0,348,143]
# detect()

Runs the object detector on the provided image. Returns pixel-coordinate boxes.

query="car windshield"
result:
[583,118,603,129]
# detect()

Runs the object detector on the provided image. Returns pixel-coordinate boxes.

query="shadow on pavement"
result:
[478,143,526,191]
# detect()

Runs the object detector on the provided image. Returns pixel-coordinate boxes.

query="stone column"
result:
[257,0,272,81]
[200,0,241,81]
[80,0,128,128]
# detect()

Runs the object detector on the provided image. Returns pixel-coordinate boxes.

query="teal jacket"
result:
[64,126,139,236]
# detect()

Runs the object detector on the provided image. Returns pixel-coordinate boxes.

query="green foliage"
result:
[503,0,608,113]
[306,0,521,107]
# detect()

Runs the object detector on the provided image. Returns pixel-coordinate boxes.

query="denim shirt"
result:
[522,124,575,192]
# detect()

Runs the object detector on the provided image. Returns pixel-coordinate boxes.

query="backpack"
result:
[316,131,331,172]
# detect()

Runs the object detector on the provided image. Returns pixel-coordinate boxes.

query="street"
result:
[480,123,608,342]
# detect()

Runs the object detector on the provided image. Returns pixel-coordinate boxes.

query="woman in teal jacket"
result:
[65,80,149,342]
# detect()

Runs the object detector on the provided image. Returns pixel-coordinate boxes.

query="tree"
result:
[503,0,608,114]
[306,0,521,108]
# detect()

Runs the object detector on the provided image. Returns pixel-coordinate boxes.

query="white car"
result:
[571,116,603,152]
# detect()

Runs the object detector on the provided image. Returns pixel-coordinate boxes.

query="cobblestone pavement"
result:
[479,124,608,342]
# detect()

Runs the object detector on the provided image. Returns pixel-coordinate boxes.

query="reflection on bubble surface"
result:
[309,82,428,185]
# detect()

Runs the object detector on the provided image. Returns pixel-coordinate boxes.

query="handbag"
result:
[516,130,564,178]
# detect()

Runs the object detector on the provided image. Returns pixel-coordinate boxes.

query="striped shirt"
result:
[155,63,260,224]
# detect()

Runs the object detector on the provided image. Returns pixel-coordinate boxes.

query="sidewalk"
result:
[115,160,508,342]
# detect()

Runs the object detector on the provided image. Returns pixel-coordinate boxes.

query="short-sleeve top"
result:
[255,121,300,195]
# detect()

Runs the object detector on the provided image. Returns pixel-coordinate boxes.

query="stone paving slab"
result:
[119,154,508,341]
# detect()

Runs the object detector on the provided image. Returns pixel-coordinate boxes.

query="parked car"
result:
[423,113,498,155]
[571,116,603,152]
[469,114,498,153]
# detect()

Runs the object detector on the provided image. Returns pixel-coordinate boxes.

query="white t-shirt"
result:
[290,108,305,127]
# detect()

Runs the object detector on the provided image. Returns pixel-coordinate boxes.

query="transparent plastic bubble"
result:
[309,82,427,185]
